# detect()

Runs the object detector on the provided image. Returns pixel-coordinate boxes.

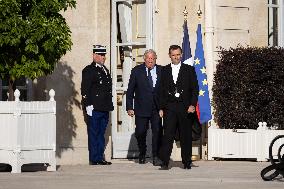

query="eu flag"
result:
[193,24,212,124]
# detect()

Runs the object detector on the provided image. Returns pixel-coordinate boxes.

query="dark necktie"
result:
[147,68,153,89]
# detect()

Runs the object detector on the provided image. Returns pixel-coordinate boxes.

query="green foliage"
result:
[212,46,284,129]
[0,0,76,80]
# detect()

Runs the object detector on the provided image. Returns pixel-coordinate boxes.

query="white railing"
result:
[0,89,56,173]
[208,122,284,161]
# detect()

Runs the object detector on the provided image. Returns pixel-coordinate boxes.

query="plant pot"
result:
[0,89,56,173]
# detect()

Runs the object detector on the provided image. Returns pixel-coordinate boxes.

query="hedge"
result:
[212,46,284,129]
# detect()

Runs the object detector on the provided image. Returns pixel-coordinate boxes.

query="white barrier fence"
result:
[208,122,284,161]
[0,89,56,173]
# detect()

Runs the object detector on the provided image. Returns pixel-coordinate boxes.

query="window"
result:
[268,0,284,46]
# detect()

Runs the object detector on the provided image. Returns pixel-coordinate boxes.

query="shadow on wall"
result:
[34,61,81,158]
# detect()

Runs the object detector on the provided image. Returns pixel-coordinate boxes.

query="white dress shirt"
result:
[171,62,181,84]
[95,63,107,74]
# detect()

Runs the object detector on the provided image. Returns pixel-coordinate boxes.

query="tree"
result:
[0,0,76,100]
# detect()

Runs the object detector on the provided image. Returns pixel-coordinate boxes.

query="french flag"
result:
[181,20,212,124]
[181,20,194,66]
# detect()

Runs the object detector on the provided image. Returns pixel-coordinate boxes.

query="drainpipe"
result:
[204,0,216,127]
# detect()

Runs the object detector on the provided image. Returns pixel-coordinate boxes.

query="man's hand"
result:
[187,105,195,113]
[159,110,164,118]
[127,110,135,117]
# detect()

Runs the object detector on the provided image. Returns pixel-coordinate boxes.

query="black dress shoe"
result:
[159,162,169,170]
[153,157,162,166]
[90,160,112,165]
[99,160,112,165]
[138,155,146,164]
[184,163,191,169]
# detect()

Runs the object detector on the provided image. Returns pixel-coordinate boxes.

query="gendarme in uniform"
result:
[81,45,113,165]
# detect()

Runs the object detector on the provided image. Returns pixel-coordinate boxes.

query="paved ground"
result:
[0,160,283,189]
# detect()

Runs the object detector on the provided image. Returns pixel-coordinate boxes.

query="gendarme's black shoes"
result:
[100,160,112,165]
[90,160,112,165]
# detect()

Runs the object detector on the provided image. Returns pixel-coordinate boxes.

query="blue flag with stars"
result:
[193,24,212,124]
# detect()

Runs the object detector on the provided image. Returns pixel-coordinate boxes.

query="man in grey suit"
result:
[158,45,199,170]
[126,49,162,166]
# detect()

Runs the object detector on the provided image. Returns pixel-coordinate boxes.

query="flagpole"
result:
[204,0,216,129]
[183,6,188,21]
[197,4,202,23]
[194,4,213,124]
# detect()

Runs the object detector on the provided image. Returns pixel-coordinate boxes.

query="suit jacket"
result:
[159,63,199,111]
[81,62,114,111]
[126,64,162,117]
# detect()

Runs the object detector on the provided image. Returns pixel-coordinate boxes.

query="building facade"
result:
[1,0,282,164]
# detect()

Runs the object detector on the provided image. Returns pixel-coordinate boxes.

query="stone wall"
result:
[31,0,268,164]
[46,0,111,165]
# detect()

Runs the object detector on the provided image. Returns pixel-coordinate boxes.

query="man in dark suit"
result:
[81,45,113,165]
[159,45,199,170]
[126,49,162,166]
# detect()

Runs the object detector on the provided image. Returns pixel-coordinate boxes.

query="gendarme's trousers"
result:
[159,102,193,165]
[88,110,109,162]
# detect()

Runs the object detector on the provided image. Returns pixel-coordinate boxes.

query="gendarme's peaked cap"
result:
[93,45,107,54]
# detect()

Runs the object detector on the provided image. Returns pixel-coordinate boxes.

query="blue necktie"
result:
[147,68,153,89]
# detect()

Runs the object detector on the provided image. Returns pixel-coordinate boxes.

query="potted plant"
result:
[208,46,284,161]
[0,0,76,173]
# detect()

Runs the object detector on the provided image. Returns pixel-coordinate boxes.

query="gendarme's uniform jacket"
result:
[81,62,114,112]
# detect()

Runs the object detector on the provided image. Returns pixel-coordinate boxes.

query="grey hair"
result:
[143,49,157,59]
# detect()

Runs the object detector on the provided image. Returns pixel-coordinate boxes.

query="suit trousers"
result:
[159,102,193,165]
[88,110,109,162]
[135,109,162,157]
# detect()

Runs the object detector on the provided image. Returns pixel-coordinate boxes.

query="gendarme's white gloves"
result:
[86,105,94,116]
